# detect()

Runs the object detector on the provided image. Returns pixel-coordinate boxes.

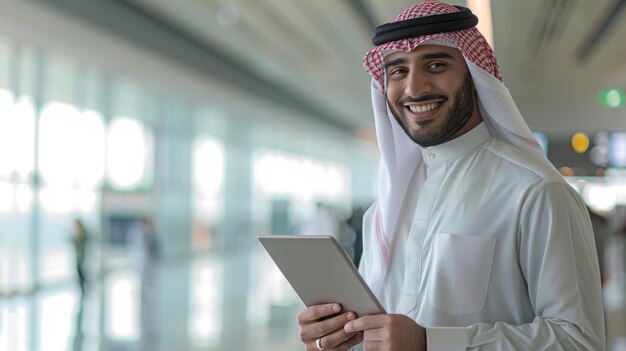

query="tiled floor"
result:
[1,241,626,351]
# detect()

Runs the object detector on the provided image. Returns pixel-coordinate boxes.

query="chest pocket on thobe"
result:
[427,233,496,315]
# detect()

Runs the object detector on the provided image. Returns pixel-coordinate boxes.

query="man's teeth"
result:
[408,103,439,113]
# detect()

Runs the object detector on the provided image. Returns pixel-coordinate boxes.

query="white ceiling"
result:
[126,0,626,138]
[35,0,626,139]
[496,0,626,138]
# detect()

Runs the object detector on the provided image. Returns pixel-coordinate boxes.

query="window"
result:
[107,117,153,190]
[39,102,104,188]
[0,90,35,181]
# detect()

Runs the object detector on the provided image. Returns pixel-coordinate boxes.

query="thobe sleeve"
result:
[425,181,605,350]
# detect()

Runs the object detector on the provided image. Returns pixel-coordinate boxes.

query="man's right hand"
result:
[297,303,363,350]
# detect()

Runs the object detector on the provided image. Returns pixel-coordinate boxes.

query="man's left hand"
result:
[344,314,426,351]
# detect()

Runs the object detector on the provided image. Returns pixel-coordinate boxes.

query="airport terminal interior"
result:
[0,0,626,350]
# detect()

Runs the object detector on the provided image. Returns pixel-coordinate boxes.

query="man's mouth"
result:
[402,98,446,115]
[407,102,442,113]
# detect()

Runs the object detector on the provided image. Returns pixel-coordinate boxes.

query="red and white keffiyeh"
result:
[364,1,501,89]
[361,0,550,297]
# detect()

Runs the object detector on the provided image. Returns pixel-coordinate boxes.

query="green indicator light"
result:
[598,88,625,108]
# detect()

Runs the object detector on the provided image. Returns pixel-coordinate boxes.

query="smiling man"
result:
[384,46,478,147]
[296,1,605,351]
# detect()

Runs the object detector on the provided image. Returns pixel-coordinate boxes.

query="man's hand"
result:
[344,314,426,351]
[297,303,363,350]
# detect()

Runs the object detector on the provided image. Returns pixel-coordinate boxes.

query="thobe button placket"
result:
[400,162,446,316]
[428,151,436,160]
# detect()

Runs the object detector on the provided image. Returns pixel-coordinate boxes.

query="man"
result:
[297,1,605,350]
[71,218,88,296]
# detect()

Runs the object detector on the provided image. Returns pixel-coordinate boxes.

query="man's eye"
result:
[388,68,407,76]
[427,62,446,71]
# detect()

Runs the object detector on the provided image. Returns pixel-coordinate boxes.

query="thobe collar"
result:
[420,122,490,166]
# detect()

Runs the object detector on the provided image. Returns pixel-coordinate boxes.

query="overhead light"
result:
[571,132,590,154]
[467,0,494,48]
[590,132,609,166]
[583,184,617,212]
[610,133,626,166]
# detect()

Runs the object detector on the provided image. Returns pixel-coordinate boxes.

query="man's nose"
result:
[405,70,431,97]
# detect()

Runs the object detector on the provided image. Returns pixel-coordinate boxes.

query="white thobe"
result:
[358,123,605,350]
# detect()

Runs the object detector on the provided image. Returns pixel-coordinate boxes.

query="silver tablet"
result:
[258,235,385,317]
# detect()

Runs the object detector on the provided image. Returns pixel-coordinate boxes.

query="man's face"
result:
[384,45,479,147]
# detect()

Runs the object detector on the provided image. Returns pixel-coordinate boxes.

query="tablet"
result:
[258,235,385,317]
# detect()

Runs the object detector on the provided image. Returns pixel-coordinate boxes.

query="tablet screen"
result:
[258,235,385,317]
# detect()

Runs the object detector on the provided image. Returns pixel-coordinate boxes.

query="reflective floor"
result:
[0,239,304,351]
[2,239,626,351]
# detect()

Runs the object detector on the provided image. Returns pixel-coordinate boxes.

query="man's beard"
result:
[389,72,475,147]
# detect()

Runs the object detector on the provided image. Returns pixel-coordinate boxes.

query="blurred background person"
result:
[70,218,90,351]
[346,205,368,266]
[71,218,89,297]
[128,216,161,351]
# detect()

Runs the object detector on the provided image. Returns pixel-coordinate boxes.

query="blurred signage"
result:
[610,133,626,167]
[598,88,625,108]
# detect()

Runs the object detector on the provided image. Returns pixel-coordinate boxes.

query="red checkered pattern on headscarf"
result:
[363,1,502,89]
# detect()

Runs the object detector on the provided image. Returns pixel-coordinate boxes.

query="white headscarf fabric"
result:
[362,1,556,296]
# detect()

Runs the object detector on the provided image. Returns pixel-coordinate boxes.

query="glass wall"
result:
[0,28,379,350]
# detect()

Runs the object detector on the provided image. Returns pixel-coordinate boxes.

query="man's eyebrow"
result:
[384,57,407,69]
[384,52,456,70]
[419,52,455,61]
